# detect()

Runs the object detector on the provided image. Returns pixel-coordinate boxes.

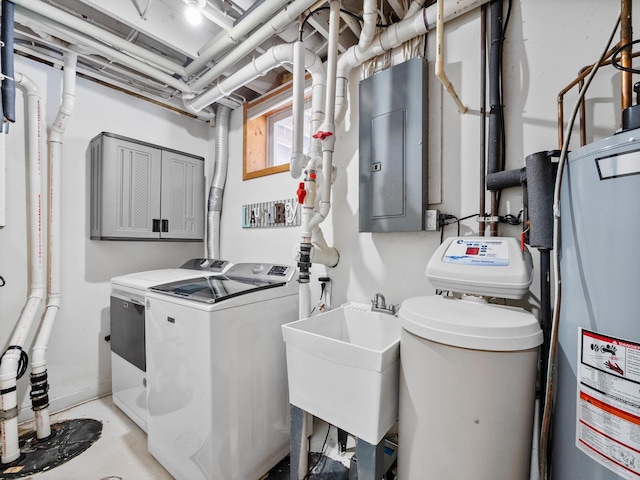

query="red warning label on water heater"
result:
[576,329,640,479]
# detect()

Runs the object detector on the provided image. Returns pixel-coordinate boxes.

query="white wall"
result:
[0,0,634,419]
[0,56,210,418]
[220,0,634,315]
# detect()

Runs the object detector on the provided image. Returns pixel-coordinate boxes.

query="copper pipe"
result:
[556,45,622,149]
[479,4,487,236]
[621,0,632,110]
[490,192,498,236]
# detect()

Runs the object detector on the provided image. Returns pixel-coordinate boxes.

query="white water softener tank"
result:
[398,237,543,480]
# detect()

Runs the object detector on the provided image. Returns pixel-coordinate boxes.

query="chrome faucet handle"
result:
[371,293,396,314]
[371,292,386,309]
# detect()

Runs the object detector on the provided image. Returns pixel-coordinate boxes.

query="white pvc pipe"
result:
[435,0,468,113]
[12,42,213,122]
[357,0,378,54]
[17,13,192,93]
[290,41,306,179]
[12,0,184,76]
[188,0,319,92]
[335,0,491,125]
[29,52,77,440]
[187,0,293,76]
[310,226,339,267]
[406,0,427,18]
[307,0,340,233]
[1,72,45,464]
[185,44,324,114]
[294,7,341,478]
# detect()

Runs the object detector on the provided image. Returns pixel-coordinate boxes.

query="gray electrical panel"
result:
[359,56,428,232]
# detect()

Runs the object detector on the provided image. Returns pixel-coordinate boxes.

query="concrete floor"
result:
[9,395,358,480]
[12,396,173,480]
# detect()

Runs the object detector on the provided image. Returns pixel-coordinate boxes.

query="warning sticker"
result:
[577,329,640,479]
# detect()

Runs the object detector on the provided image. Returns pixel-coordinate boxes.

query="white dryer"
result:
[145,262,298,480]
[109,259,231,431]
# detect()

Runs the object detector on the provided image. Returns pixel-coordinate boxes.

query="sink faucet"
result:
[371,293,396,315]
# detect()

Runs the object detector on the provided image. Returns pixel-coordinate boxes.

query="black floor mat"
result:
[0,418,102,479]
[266,452,350,480]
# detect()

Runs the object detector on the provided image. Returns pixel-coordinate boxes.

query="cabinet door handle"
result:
[152,219,161,232]
[161,219,169,232]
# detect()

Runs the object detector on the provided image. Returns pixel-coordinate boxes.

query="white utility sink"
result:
[282,302,401,445]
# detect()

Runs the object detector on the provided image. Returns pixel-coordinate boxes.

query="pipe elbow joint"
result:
[30,346,48,370]
[29,286,46,302]
[290,152,306,179]
[182,93,201,114]
[318,201,331,218]
[0,354,20,380]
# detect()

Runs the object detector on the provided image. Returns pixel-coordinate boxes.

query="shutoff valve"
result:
[296,182,306,204]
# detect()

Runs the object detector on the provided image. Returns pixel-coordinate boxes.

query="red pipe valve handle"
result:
[313,130,333,140]
[297,182,306,204]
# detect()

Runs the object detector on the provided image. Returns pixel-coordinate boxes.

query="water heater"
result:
[552,128,640,479]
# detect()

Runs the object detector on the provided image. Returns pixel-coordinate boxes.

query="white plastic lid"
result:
[425,237,533,299]
[400,295,543,351]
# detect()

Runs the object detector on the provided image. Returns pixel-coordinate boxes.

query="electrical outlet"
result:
[425,209,439,231]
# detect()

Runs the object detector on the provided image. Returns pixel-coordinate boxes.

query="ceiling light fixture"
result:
[185,0,205,26]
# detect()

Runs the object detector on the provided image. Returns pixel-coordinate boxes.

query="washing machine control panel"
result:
[227,263,295,282]
[179,258,231,273]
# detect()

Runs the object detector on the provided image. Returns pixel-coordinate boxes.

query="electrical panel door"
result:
[359,57,428,232]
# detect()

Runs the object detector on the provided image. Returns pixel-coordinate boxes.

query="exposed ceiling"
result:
[9,0,433,121]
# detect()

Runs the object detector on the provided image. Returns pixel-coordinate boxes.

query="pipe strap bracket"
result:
[31,394,49,410]
[0,385,16,395]
[0,406,18,420]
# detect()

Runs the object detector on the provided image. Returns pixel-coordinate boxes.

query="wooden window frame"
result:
[243,76,311,180]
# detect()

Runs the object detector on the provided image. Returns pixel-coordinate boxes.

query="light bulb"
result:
[185,2,202,26]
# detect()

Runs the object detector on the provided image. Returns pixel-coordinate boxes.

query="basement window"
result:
[243,80,312,180]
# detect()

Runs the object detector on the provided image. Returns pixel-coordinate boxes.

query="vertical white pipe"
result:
[290,41,306,179]
[334,0,490,125]
[357,0,378,54]
[435,0,468,113]
[311,0,340,227]
[30,53,77,440]
[1,72,45,464]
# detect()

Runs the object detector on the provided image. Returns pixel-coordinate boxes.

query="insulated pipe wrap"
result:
[525,151,558,250]
[487,0,502,175]
[485,167,525,191]
[2,0,16,123]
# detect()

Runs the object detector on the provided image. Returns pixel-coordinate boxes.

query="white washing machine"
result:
[109,259,232,432]
[145,262,299,480]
